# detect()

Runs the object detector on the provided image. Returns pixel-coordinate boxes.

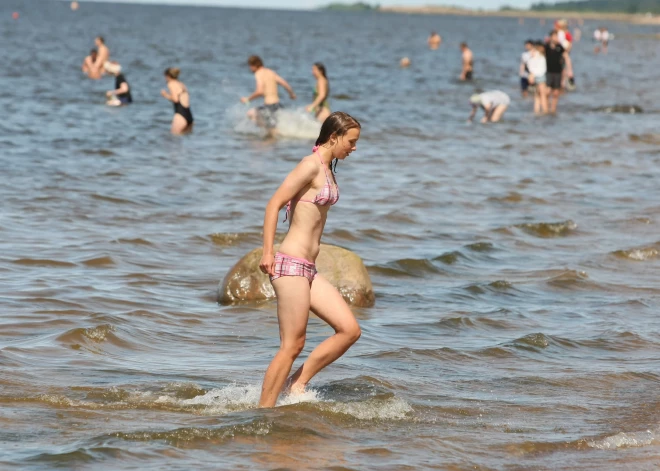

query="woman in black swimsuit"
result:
[161,67,193,135]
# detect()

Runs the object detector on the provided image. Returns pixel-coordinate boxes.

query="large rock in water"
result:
[219,244,375,307]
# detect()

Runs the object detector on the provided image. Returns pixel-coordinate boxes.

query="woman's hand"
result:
[160,89,169,99]
[305,104,313,113]
[259,252,275,276]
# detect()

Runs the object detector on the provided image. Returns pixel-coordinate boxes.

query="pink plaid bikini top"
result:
[284,146,339,222]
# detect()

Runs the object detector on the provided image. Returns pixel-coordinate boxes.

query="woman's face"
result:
[312,65,320,78]
[331,128,360,160]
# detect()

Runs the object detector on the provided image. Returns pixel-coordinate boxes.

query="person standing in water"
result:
[241,55,296,133]
[82,49,100,79]
[161,67,193,134]
[428,31,442,49]
[467,90,510,123]
[258,112,362,408]
[519,40,534,98]
[305,63,331,123]
[527,42,548,115]
[104,62,132,106]
[459,42,474,81]
[544,30,565,114]
[92,36,109,77]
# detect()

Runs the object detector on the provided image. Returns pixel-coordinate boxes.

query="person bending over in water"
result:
[161,67,193,134]
[82,49,100,79]
[428,31,442,49]
[92,36,110,77]
[258,111,362,408]
[241,55,296,134]
[104,62,132,106]
[468,90,510,123]
[459,42,474,81]
[305,62,331,123]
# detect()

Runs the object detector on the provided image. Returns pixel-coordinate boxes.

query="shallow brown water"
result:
[2,1,660,469]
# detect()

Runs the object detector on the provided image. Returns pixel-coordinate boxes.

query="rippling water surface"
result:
[2,1,660,469]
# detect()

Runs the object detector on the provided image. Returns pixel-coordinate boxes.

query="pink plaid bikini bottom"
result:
[270,252,318,284]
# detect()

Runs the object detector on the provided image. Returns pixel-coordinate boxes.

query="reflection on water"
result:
[1,0,660,469]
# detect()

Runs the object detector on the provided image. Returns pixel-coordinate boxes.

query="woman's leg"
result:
[258,276,311,408]
[171,114,188,135]
[287,275,361,393]
[490,105,508,122]
[539,84,548,114]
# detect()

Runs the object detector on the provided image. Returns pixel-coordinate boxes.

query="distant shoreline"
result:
[378,6,660,25]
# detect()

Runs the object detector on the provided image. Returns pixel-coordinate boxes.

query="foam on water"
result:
[228,104,320,139]
[588,427,659,450]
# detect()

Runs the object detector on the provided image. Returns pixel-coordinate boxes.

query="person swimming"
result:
[428,31,442,49]
[241,55,296,135]
[104,62,132,106]
[161,67,193,135]
[82,49,100,80]
[305,63,331,123]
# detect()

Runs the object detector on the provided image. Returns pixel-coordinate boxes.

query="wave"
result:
[11,258,76,267]
[612,246,659,261]
[371,258,444,278]
[593,105,643,114]
[514,220,577,238]
[629,133,660,145]
[3,381,413,423]
[588,427,659,450]
[56,324,134,351]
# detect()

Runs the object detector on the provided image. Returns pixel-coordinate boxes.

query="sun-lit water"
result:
[2,1,660,469]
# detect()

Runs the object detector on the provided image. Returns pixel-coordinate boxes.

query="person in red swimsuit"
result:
[258,112,362,408]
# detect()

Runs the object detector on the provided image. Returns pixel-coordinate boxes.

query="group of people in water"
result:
[82,38,332,136]
[81,36,193,134]
[462,18,588,123]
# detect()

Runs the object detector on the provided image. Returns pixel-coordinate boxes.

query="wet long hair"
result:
[315,111,361,174]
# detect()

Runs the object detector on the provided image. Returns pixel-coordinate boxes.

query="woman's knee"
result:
[281,337,306,358]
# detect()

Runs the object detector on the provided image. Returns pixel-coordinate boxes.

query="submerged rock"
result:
[219,244,375,307]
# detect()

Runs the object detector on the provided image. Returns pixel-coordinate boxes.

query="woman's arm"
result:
[307,78,327,111]
[259,158,318,275]
[107,82,129,97]
[161,83,174,101]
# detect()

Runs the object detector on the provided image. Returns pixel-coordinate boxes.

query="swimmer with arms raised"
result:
[258,112,362,408]
[241,55,296,134]
[92,36,109,77]
[82,49,100,79]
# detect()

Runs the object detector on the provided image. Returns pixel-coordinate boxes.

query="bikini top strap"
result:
[312,146,331,179]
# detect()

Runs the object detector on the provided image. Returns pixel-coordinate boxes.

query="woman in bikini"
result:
[160,68,193,135]
[305,63,331,123]
[258,111,362,408]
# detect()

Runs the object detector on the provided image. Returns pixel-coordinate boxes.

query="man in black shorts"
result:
[545,30,565,114]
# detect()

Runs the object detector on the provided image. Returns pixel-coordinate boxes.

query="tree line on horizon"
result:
[530,0,660,14]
